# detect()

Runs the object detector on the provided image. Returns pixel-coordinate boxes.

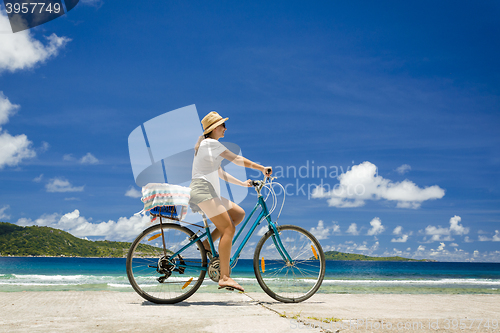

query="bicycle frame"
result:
[166,179,293,272]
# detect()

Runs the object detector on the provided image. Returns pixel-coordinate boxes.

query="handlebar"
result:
[249,167,274,191]
[251,180,261,187]
[251,176,277,188]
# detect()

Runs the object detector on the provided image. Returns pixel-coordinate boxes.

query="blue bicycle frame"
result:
[167,182,293,271]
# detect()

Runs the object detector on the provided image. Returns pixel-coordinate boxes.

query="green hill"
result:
[0,222,163,257]
[324,250,427,262]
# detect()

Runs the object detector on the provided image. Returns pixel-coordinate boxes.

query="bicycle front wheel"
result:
[126,223,207,304]
[253,225,325,303]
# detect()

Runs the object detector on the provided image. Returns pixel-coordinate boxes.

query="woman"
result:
[190,111,272,292]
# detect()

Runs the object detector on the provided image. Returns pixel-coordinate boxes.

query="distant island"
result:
[323,251,431,262]
[0,222,162,258]
[1,222,430,261]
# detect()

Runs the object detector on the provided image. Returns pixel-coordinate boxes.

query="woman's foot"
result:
[218,276,244,292]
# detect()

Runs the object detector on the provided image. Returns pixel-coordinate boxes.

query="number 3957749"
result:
[5,2,62,14]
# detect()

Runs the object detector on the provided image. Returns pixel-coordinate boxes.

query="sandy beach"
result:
[1,292,498,333]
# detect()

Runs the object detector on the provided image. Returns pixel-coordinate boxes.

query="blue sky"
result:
[0,1,499,261]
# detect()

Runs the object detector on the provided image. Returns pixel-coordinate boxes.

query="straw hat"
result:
[201,111,228,135]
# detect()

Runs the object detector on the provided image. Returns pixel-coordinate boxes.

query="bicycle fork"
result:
[268,222,294,265]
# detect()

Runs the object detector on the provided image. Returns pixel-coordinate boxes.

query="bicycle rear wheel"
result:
[253,225,325,303]
[126,223,207,304]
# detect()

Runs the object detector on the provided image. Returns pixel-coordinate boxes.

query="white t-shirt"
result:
[192,138,228,198]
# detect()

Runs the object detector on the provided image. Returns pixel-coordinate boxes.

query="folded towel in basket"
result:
[141,183,191,220]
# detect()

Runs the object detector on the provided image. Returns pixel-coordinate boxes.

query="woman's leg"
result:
[197,198,244,291]
[202,198,245,251]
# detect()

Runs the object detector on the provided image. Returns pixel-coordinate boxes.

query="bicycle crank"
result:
[208,258,232,282]
[208,258,220,282]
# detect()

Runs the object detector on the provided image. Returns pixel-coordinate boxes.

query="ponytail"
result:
[194,132,213,155]
[194,135,204,156]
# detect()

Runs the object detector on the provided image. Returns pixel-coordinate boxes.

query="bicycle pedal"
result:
[218,286,234,291]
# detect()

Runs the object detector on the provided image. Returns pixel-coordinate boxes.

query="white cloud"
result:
[16,209,151,242]
[63,154,76,161]
[0,91,19,127]
[64,153,99,164]
[395,164,411,175]
[125,186,142,198]
[449,215,469,235]
[312,161,445,209]
[393,226,403,235]
[309,220,330,240]
[33,174,43,182]
[80,152,99,165]
[0,11,70,73]
[39,141,50,153]
[330,240,379,256]
[0,205,10,220]
[367,217,384,236]
[427,242,449,257]
[358,241,379,254]
[346,223,359,235]
[423,215,469,242]
[410,246,500,262]
[356,244,369,251]
[0,131,36,169]
[390,248,404,256]
[391,234,409,243]
[0,92,36,169]
[46,178,84,192]
[478,230,500,242]
[257,226,268,237]
[395,201,422,209]
[391,226,412,242]
[384,245,483,261]
[425,226,449,236]
[427,234,454,242]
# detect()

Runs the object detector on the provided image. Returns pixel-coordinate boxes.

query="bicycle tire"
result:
[126,223,207,304]
[253,225,325,303]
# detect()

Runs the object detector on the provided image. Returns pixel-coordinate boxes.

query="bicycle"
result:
[126,176,326,304]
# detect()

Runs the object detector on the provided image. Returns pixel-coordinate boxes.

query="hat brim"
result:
[203,117,228,135]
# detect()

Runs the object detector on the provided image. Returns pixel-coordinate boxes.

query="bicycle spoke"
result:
[126,223,206,304]
[254,225,325,303]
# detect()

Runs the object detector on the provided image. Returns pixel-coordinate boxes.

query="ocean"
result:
[1,257,499,294]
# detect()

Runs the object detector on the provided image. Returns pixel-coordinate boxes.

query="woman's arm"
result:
[220,149,272,176]
[218,167,251,187]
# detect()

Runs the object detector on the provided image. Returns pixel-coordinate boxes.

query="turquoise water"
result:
[1,257,499,294]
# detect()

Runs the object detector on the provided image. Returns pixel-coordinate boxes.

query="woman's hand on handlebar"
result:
[244,179,253,187]
[263,166,273,177]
